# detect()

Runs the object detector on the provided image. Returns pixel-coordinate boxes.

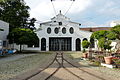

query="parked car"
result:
[0,48,17,56]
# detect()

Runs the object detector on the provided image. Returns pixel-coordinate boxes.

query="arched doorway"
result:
[83,38,88,41]
[76,38,81,51]
[41,38,46,51]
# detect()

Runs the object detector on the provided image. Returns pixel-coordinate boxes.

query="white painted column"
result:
[39,38,41,51]
[46,37,49,51]
[94,39,98,50]
[72,37,75,51]
[81,38,83,51]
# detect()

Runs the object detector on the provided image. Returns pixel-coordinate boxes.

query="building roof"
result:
[80,27,112,32]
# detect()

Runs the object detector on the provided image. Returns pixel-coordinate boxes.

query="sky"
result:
[24,0,120,27]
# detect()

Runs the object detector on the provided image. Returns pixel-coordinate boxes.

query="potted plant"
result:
[82,48,88,58]
[82,40,90,58]
[98,37,113,64]
[104,56,113,64]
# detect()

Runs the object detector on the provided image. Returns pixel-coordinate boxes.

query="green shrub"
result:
[93,61,101,66]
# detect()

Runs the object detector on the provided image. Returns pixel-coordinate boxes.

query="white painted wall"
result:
[0,20,9,41]
[0,20,9,48]
[35,13,92,51]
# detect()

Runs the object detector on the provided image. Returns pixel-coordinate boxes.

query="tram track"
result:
[24,53,59,80]
[63,57,106,80]
[24,52,106,80]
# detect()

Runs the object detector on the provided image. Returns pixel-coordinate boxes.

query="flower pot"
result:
[104,56,113,64]
[83,53,88,58]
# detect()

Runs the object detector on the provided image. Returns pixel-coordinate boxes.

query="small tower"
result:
[59,10,62,14]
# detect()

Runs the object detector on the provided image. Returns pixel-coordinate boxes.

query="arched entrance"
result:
[76,38,81,51]
[83,38,88,41]
[49,37,72,51]
[41,38,46,51]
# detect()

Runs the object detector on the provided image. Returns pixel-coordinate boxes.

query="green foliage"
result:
[112,58,120,65]
[0,0,2,1]
[98,38,105,49]
[82,48,86,53]
[106,31,116,40]
[91,30,117,40]
[91,30,116,51]
[7,28,39,50]
[82,40,90,48]
[98,38,112,50]
[93,61,101,66]
[111,25,120,40]
[0,0,36,31]
[91,30,108,40]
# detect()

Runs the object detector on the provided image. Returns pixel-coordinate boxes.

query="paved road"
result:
[11,52,115,80]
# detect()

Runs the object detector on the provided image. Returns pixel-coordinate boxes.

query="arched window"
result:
[47,27,51,34]
[54,27,59,34]
[58,22,62,25]
[69,27,74,34]
[62,27,66,34]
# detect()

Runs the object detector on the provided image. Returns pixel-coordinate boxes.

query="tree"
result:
[106,31,116,40]
[98,37,112,51]
[91,30,108,40]
[7,28,39,52]
[111,25,120,51]
[82,40,90,52]
[0,0,36,31]
[111,25,120,40]
[91,30,115,51]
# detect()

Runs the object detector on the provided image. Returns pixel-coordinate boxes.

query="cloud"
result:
[24,0,120,27]
[27,0,91,21]
[98,1,120,16]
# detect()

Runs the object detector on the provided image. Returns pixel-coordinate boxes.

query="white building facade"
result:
[36,12,92,51]
[0,20,9,48]
[110,21,120,27]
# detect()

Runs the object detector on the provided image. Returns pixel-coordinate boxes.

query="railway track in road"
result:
[24,52,106,80]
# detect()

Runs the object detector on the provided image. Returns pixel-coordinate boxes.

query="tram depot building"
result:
[36,12,92,51]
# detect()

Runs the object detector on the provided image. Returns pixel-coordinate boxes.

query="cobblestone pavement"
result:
[11,52,117,80]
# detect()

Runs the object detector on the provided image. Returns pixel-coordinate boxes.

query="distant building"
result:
[80,27,111,32]
[0,20,9,48]
[110,21,120,27]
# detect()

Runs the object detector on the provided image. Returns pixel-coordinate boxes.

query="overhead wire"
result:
[51,0,57,16]
[64,0,75,15]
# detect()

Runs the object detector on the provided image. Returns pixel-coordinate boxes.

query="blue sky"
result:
[24,0,120,27]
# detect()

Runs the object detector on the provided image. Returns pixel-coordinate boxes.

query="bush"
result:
[112,57,120,65]
[93,61,101,66]
[82,48,86,53]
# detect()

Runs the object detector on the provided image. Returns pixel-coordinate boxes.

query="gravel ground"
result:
[0,52,53,80]
[1,52,120,80]
[0,54,36,63]
[69,52,120,80]
[14,52,111,80]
